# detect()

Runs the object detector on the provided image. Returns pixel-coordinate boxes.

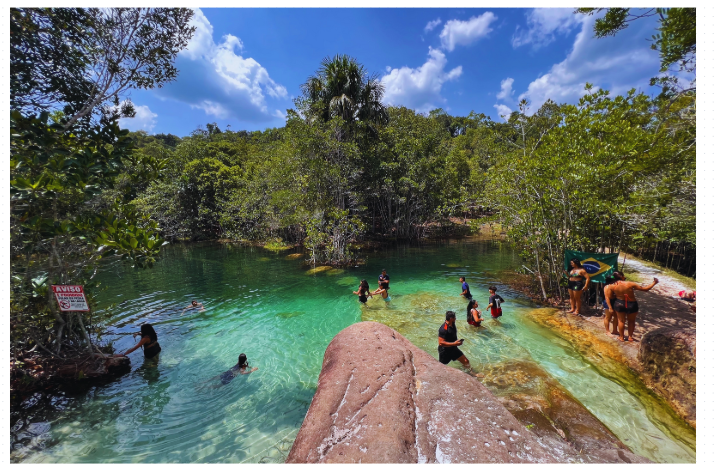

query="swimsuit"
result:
[613,296,639,314]
[467,308,482,326]
[359,293,368,304]
[568,270,585,290]
[143,339,161,359]
[220,365,247,385]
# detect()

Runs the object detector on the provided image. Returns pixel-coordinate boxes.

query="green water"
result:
[12,239,695,463]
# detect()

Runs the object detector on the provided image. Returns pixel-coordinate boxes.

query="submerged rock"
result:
[638,328,696,428]
[288,322,560,463]
[481,360,650,463]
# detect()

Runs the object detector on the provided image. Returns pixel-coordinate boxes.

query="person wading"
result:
[438,311,483,377]
[604,271,659,342]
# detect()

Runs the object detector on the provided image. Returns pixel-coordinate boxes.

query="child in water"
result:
[486,286,505,318]
[466,299,483,327]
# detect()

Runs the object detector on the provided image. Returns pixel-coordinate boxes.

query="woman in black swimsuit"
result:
[565,259,590,315]
[353,280,372,306]
[118,324,161,360]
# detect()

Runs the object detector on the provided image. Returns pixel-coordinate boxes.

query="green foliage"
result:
[11,8,196,129]
[10,111,165,353]
[577,8,696,97]
[298,54,388,129]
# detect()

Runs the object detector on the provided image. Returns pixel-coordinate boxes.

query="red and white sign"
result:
[52,285,90,312]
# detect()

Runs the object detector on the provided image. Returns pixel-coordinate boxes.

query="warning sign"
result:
[52,285,90,312]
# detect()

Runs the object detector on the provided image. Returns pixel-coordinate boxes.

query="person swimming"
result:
[184,300,204,311]
[353,280,373,306]
[219,354,258,385]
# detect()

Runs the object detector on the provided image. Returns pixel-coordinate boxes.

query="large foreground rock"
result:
[287,322,647,463]
[639,327,696,428]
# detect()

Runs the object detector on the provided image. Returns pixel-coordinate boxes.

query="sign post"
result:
[52,285,90,312]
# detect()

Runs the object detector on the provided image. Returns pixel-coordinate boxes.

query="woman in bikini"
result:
[565,259,590,315]
[604,271,659,342]
[353,279,373,307]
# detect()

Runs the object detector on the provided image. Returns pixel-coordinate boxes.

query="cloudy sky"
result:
[120,8,662,136]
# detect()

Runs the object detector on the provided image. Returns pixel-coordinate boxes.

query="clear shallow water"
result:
[13,240,695,463]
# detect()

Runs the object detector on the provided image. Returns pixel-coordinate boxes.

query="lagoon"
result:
[13,239,695,463]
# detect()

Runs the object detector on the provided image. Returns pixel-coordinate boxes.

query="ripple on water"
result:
[11,241,695,463]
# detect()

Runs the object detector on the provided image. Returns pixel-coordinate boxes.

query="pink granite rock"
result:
[287,321,559,463]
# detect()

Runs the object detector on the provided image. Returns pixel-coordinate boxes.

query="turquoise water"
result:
[13,240,695,463]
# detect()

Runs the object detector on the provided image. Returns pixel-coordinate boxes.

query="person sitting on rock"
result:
[604,271,659,342]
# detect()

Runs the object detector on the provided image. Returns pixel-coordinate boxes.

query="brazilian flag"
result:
[564,250,618,284]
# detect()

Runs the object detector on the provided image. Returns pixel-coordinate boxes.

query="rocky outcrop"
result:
[286,321,648,463]
[482,360,650,463]
[639,328,696,428]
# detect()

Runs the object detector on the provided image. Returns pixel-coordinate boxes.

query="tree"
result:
[11,7,196,130]
[576,8,695,97]
[10,112,166,356]
[298,54,388,128]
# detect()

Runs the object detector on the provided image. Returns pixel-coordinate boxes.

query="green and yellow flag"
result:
[564,250,618,284]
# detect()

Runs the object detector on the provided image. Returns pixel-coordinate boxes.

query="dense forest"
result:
[10,8,695,361]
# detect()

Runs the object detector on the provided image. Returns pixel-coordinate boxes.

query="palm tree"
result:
[299,54,388,127]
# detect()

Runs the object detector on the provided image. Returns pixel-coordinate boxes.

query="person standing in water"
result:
[466,299,483,327]
[117,324,161,360]
[438,311,484,377]
[604,271,659,342]
[565,259,590,315]
[486,286,505,318]
[459,277,473,300]
[353,279,373,306]
[372,269,391,302]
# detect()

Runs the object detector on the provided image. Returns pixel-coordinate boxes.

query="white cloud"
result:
[512,8,584,49]
[190,101,231,119]
[381,48,462,113]
[157,9,287,123]
[424,18,442,33]
[518,14,661,112]
[119,104,157,132]
[496,77,515,100]
[493,104,513,121]
[273,109,287,120]
[439,12,497,52]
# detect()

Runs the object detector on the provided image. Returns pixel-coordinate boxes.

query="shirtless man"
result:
[604,271,658,342]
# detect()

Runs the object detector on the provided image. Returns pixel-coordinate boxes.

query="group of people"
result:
[352,269,391,306]
[566,259,659,343]
[353,269,508,376]
[114,301,257,386]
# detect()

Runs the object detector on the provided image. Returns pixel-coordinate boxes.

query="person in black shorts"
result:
[459,277,473,299]
[438,311,484,377]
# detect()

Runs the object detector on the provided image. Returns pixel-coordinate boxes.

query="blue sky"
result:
[119,8,664,136]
